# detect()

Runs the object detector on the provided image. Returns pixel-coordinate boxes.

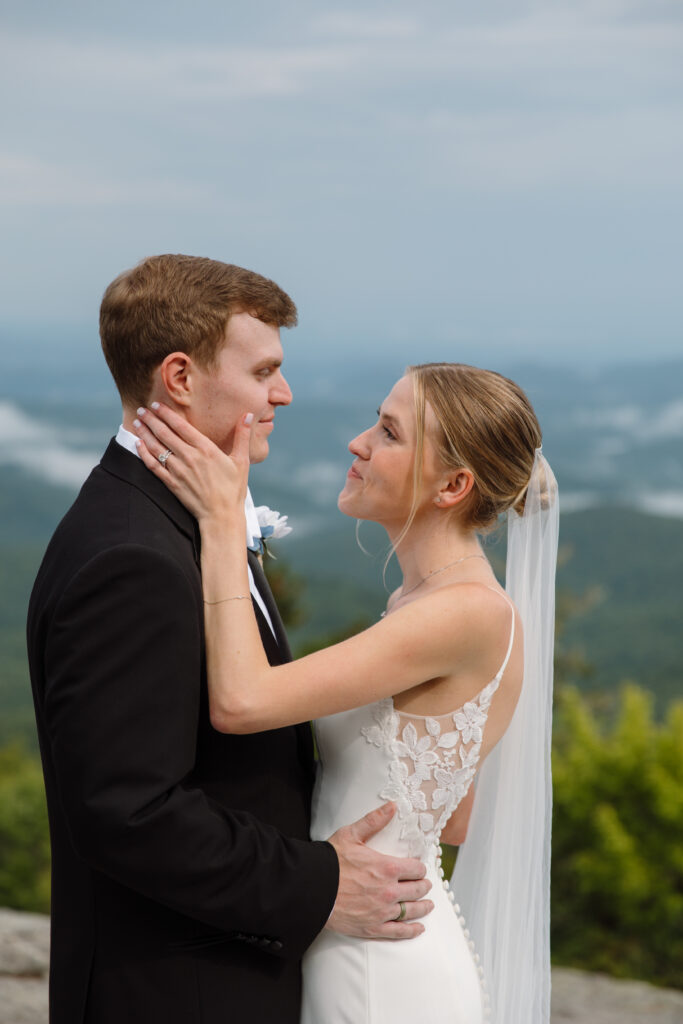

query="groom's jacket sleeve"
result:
[41,542,339,960]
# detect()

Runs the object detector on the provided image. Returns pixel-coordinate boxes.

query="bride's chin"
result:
[337,491,355,517]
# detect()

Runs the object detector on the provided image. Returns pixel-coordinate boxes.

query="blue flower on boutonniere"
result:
[252,505,292,558]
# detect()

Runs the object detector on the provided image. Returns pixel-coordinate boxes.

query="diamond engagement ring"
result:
[158,449,173,465]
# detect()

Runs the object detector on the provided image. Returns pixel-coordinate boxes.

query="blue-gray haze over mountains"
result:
[1,353,682,736]
[1,354,682,530]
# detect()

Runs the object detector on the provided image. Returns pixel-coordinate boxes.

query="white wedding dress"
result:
[302,594,516,1024]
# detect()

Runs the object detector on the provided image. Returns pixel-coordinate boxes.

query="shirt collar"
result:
[116,423,141,458]
[115,424,260,550]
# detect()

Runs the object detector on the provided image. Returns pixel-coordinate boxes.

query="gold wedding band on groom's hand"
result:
[394,901,407,922]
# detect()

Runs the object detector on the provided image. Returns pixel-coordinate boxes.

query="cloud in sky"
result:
[0,155,203,206]
[637,492,683,518]
[0,401,100,488]
[0,0,681,363]
[576,398,683,441]
[3,4,680,112]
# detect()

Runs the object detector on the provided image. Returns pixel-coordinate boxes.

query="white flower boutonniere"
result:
[253,505,292,557]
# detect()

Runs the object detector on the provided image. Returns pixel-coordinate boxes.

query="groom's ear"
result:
[158,352,193,407]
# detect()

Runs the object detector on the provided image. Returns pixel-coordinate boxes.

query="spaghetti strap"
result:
[486,586,516,681]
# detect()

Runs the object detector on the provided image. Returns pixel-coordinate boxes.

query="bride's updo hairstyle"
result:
[408,362,542,533]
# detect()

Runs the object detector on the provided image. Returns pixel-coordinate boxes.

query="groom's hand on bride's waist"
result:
[325,802,433,940]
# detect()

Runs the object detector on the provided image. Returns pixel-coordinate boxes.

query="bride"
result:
[133,362,558,1024]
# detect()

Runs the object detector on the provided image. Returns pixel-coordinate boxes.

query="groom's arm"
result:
[42,542,338,960]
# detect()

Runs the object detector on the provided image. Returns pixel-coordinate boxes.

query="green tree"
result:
[0,744,50,912]
[295,619,374,659]
[551,684,683,987]
[263,555,306,629]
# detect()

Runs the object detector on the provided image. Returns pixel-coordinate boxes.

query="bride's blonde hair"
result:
[394,363,542,551]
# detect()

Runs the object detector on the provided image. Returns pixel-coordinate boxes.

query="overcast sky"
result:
[1,0,682,371]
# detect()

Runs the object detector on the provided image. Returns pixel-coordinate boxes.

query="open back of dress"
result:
[302,597,515,1024]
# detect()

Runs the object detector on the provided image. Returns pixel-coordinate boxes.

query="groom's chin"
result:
[248,441,270,464]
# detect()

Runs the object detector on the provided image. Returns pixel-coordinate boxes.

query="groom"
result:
[27,254,432,1024]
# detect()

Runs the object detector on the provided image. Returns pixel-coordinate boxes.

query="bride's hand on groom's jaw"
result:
[325,802,434,941]
[133,403,251,526]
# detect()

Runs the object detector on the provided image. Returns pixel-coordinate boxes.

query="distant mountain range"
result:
[2,355,683,522]
[2,354,682,549]
[1,357,682,748]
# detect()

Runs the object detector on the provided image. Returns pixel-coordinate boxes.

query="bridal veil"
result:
[450,449,559,1024]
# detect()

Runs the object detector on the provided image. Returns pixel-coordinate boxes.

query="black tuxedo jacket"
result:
[27,439,339,1024]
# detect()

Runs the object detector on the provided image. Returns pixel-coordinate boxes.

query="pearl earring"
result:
[436,496,442,504]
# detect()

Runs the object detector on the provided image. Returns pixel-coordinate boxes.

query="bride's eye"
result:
[376,407,396,441]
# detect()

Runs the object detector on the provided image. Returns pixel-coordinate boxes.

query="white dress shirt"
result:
[115,425,276,638]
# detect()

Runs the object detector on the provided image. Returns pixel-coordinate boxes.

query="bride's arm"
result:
[134,405,508,733]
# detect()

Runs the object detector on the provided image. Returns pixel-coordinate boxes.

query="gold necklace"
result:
[399,553,487,599]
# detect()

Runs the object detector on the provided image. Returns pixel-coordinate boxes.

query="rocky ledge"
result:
[0,909,50,1024]
[1,908,682,1023]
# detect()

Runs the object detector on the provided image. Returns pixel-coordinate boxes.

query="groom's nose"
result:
[270,372,292,407]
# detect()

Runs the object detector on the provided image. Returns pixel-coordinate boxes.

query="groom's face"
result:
[188,311,292,463]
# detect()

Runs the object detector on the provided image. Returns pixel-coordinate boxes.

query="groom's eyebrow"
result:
[254,357,283,370]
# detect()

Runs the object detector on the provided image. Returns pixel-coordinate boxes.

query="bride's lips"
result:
[347,465,362,480]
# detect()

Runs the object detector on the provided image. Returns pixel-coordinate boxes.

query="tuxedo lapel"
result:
[103,440,290,663]
[100,439,201,565]
[247,550,292,661]
[250,596,282,666]
[101,441,312,773]
[247,551,315,783]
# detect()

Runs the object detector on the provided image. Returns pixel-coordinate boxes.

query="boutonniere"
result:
[253,505,292,558]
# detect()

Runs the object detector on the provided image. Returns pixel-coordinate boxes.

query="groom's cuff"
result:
[299,839,340,952]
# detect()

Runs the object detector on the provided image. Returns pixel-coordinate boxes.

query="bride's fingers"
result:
[134,436,183,490]
[146,401,210,450]
[135,406,193,458]
[132,416,178,466]
[230,412,253,466]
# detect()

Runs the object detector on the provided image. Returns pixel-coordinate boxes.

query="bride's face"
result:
[338,375,441,527]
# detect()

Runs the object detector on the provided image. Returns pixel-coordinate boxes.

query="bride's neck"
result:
[387,512,483,593]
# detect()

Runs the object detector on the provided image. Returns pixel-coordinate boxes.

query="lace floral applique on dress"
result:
[361,682,497,857]
[361,596,515,858]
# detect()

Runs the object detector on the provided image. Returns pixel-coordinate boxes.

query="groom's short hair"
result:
[100,254,297,406]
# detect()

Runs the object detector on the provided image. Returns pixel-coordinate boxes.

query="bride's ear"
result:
[434,468,475,509]
[158,352,193,408]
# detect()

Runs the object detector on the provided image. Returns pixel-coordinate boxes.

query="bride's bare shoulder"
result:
[380,580,518,670]
[431,578,513,616]
[418,580,517,654]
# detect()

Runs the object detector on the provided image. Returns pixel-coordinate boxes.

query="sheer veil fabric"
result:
[450,449,559,1024]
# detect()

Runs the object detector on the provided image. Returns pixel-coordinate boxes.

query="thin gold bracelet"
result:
[203,595,250,605]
